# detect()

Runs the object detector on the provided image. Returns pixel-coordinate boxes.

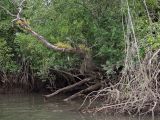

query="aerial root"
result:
[81,51,160,115]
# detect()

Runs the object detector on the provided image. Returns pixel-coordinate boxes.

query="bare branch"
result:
[16,19,86,55]
[142,0,152,24]
[1,0,86,55]
[0,5,16,17]
[149,49,160,64]
[16,0,26,20]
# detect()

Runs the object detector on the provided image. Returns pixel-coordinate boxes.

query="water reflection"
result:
[0,94,158,120]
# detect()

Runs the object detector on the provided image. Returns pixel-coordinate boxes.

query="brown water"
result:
[0,94,158,120]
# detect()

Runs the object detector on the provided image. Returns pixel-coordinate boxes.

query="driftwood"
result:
[44,77,94,98]
[64,82,102,101]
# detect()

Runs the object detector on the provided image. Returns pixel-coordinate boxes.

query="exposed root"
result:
[81,45,160,115]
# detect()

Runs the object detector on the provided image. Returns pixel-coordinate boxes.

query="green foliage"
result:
[0,38,18,71]
[14,33,79,76]
[1,0,159,77]
[0,1,18,72]
[0,0,128,76]
[20,0,125,71]
[146,0,158,8]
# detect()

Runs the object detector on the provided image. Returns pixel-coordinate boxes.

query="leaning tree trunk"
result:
[0,3,99,100]
[16,19,97,73]
[0,2,96,75]
[80,53,96,74]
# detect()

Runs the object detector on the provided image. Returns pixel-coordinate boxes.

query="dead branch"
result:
[44,77,94,99]
[16,0,25,20]
[17,22,85,55]
[64,82,102,101]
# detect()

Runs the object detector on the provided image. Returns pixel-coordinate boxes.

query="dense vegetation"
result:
[0,0,160,115]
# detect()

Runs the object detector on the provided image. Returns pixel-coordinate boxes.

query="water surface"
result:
[0,94,158,120]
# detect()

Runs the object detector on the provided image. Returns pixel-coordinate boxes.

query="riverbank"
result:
[0,54,160,116]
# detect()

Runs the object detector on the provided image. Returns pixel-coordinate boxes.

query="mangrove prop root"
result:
[44,77,94,99]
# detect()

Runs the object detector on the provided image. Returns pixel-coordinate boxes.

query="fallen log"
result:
[44,77,94,99]
[63,82,102,101]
